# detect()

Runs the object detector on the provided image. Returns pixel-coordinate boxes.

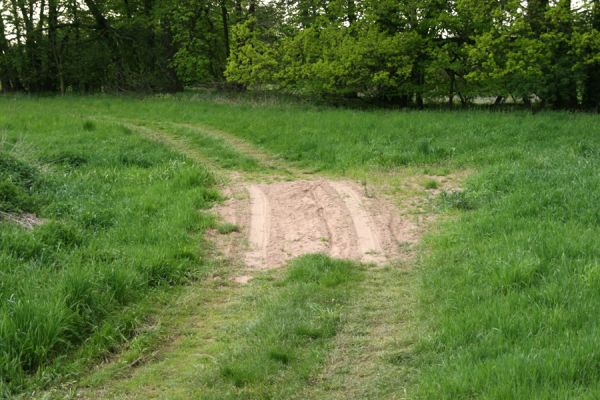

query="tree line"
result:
[1,0,599,109]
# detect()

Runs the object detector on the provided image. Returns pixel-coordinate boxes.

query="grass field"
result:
[1,94,599,398]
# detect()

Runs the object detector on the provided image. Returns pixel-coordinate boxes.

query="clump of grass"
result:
[82,120,96,131]
[217,222,239,234]
[120,125,133,135]
[268,348,291,364]
[34,221,84,249]
[0,152,41,213]
[423,179,439,190]
[43,150,88,167]
[438,190,474,210]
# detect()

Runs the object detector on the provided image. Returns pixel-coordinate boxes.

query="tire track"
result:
[245,185,271,269]
[328,181,387,264]
[217,180,412,269]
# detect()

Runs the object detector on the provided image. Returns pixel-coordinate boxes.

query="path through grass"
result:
[70,256,363,400]
[2,94,600,398]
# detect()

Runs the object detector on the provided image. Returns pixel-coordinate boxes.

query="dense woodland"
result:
[0,0,599,109]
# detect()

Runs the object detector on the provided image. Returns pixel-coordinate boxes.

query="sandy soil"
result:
[0,211,45,229]
[213,179,421,270]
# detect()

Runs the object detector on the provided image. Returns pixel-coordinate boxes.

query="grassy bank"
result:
[0,107,221,395]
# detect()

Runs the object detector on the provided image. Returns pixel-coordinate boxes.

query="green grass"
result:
[0,106,222,396]
[128,121,264,172]
[1,94,600,398]
[417,152,600,399]
[423,179,439,190]
[214,255,362,399]
[217,222,240,234]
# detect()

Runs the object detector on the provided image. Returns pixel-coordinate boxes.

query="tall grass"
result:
[0,107,220,395]
[416,147,600,398]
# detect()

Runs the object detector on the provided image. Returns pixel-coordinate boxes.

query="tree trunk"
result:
[49,0,65,94]
[12,0,37,91]
[0,10,10,92]
[412,63,424,109]
[552,0,578,109]
[234,0,243,22]
[221,0,230,58]
[583,0,600,110]
[84,0,112,34]
[347,0,356,24]
[528,0,549,35]
[447,70,455,106]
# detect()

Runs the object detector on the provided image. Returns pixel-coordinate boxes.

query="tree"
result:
[582,0,600,109]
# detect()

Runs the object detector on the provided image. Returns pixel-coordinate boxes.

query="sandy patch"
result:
[0,211,45,229]
[213,179,421,269]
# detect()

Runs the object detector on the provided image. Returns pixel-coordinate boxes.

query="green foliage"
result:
[223,0,600,109]
[2,0,600,108]
[225,18,280,87]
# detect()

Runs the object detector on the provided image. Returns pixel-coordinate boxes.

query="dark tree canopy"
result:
[1,0,600,109]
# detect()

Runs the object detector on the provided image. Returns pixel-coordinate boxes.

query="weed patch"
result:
[217,222,239,234]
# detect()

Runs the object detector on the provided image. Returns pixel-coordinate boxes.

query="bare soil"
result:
[0,211,45,229]
[213,179,422,270]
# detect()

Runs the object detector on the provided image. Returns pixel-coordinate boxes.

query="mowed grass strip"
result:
[0,107,221,396]
[211,255,363,400]
[115,119,265,173]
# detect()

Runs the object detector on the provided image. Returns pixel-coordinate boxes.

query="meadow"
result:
[1,94,599,398]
